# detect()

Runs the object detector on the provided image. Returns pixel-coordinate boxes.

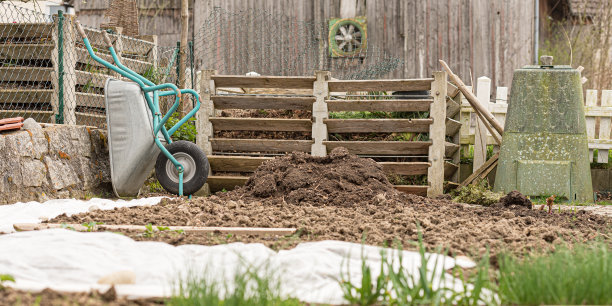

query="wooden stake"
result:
[179,0,190,115]
[13,223,297,236]
[439,60,504,137]
[459,153,499,187]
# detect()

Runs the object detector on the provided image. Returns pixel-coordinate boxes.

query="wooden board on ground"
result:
[207,175,250,192]
[208,155,273,172]
[211,138,313,153]
[379,162,430,175]
[459,153,499,187]
[13,223,296,236]
[210,118,312,132]
[394,185,428,196]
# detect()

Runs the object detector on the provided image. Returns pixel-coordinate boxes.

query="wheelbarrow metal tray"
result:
[105,78,164,197]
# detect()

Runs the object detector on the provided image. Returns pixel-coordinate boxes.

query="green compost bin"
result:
[494,57,594,202]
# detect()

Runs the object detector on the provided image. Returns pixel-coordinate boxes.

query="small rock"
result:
[374,193,387,204]
[97,270,136,285]
[88,205,100,212]
[23,118,42,131]
[99,285,117,302]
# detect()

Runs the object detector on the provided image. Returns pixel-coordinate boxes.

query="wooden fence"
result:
[460,78,612,170]
[0,16,157,127]
[195,71,462,197]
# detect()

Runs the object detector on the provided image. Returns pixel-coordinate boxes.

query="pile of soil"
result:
[50,149,611,260]
[234,147,398,206]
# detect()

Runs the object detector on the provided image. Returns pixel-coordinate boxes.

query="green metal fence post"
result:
[55,10,64,124]
[175,41,181,87]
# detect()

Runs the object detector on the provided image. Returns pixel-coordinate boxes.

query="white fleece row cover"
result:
[0,197,164,233]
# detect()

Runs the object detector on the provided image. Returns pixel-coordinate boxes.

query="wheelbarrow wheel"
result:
[155,140,209,195]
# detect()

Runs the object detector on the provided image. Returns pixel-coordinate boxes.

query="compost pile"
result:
[227,147,400,206]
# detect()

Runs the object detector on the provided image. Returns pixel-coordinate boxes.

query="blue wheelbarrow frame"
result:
[75,21,198,196]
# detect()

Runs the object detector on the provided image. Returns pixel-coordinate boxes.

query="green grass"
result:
[498,241,612,305]
[169,265,301,306]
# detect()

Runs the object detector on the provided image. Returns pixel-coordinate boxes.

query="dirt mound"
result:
[498,190,532,209]
[227,147,400,206]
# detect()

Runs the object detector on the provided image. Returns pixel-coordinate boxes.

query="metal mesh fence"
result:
[1,3,403,128]
[191,7,403,79]
[0,1,172,128]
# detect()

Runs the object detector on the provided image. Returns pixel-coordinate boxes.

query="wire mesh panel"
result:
[191,7,403,80]
[0,3,55,123]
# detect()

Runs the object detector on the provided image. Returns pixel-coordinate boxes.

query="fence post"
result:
[427,71,447,197]
[51,12,76,125]
[599,90,612,163]
[311,70,330,157]
[473,76,491,171]
[196,69,216,155]
[585,90,597,162]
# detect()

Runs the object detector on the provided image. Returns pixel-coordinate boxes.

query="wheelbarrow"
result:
[75,21,209,197]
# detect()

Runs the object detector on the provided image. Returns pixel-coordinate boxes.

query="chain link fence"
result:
[1,3,403,128]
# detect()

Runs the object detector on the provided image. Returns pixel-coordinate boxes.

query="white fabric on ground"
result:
[0,229,493,304]
[0,197,164,233]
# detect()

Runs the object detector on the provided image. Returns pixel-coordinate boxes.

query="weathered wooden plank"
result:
[210,118,312,132]
[0,44,53,60]
[82,28,154,57]
[75,92,105,108]
[207,175,249,192]
[394,185,428,196]
[446,117,462,136]
[427,71,447,197]
[326,99,432,112]
[0,89,52,103]
[76,47,150,74]
[0,110,53,123]
[208,155,272,172]
[379,162,430,175]
[327,78,434,92]
[444,161,459,179]
[324,140,432,155]
[325,119,432,133]
[13,223,296,236]
[445,141,460,157]
[0,67,53,82]
[212,95,315,110]
[211,138,313,153]
[446,96,461,118]
[75,70,114,88]
[75,112,106,127]
[0,23,53,39]
[212,75,316,89]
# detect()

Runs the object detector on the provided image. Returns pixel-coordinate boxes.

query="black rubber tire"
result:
[155,140,209,195]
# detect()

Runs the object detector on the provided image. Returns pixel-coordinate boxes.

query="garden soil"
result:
[0,287,162,305]
[50,148,611,261]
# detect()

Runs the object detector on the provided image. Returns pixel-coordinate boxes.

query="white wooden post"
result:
[427,71,447,197]
[311,71,330,157]
[51,13,77,125]
[473,77,491,171]
[585,90,597,162]
[599,90,612,163]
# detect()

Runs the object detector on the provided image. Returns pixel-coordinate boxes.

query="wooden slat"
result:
[211,118,311,132]
[444,161,459,179]
[212,75,316,89]
[327,78,434,92]
[326,99,432,112]
[212,95,315,110]
[445,142,460,157]
[208,155,272,172]
[394,185,428,196]
[325,119,432,133]
[212,138,313,153]
[585,106,612,117]
[76,92,105,108]
[0,44,53,60]
[0,110,53,123]
[76,70,113,88]
[13,223,296,236]
[0,23,53,39]
[446,118,462,136]
[447,82,460,98]
[0,89,52,103]
[76,47,150,74]
[446,96,461,118]
[0,67,53,82]
[379,162,430,175]
[76,112,106,127]
[83,28,154,57]
[324,141,431,155]
[207,175,250,192]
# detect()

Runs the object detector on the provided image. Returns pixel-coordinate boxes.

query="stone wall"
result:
[0,120,110,205]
